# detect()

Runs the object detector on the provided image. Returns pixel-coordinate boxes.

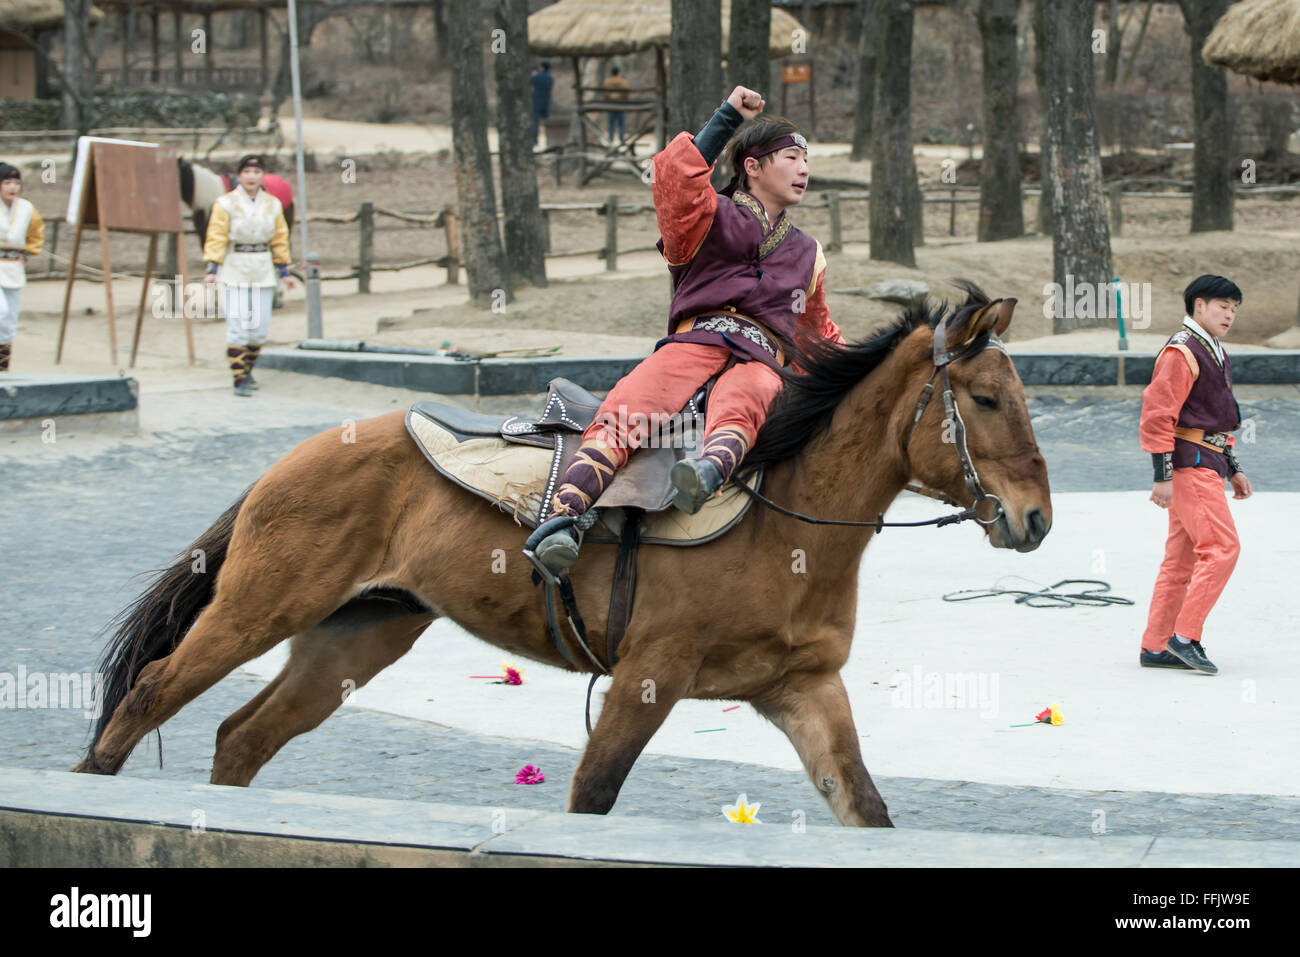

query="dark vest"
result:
[656,189,818,369]
[1165,325,1241,475]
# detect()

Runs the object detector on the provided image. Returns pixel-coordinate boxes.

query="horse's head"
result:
[898,288,1052,552]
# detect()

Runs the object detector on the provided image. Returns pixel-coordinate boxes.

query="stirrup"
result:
[670,458,723,515]
[523,511,598,586]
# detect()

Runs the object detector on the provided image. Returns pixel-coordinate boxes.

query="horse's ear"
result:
[994,298,1016,337]
[957,299,1002,343]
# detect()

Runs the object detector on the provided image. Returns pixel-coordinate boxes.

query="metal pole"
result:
[286,0,321,337]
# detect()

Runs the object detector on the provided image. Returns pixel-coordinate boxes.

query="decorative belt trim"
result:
[0,249,27,261]
[1174,426,1231,452]
[232,243,270,252]
[675,312,784,365]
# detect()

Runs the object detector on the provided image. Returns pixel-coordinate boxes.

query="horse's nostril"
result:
[1025,507,1048,541]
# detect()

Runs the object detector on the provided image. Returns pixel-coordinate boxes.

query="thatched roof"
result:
[1203,0,1300,85]
[0,0,95,30]
[528,0,806,59]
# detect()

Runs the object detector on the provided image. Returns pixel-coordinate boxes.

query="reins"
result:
[738,313,1009,532]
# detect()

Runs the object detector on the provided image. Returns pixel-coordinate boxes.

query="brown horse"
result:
[74,284,1051,827]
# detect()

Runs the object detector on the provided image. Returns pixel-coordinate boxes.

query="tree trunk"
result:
[669,0,723,139]
[432,0,449,61]
[61,0,92,132]
[727,0,770,92]
[977,0,1023,241]
[869,0,915,267]
[1032,0,1052,235]
[1104,0,1122,86]
[1179,0,1234,232]
[1040,0,1113,333]
[494,0,547,288]
[850,0,876,162]
[450,0,509,306]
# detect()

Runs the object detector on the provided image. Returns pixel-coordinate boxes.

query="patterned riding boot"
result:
[532,440,622,574]
[227,344,254,396]
[0,342,10,373]
[245,343,262,390]
[670,426,749,514]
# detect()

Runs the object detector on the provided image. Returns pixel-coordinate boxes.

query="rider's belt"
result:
[0,249,26,261]
[675,311,784,366]
[1173,426,1231,452]
[232,243,270,253]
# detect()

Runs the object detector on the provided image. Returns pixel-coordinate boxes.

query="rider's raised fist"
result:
[727,86,765,121]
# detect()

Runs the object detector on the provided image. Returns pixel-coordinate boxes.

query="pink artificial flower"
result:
[504,666,523,686]
[515,764,545,785]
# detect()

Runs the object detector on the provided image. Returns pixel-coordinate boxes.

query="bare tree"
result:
[450,0,510,306]
[669,0,723,138]
[1039,0,1113,332]
[60,0,95,134]
[728,0,771,91]
[977,0,1023,241]
[1032,0,1051,235]
[869,0,916,267]
[850,0,876,162]
[494,0,547,288]
[1178,0,1234,232]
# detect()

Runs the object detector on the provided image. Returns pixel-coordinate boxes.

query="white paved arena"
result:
[242,491,1300,797]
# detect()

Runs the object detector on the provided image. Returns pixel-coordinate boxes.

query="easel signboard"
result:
[57,138,193,367]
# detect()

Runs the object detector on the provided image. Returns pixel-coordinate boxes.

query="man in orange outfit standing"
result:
[1138,275,1252,674]
[529,85,844,576]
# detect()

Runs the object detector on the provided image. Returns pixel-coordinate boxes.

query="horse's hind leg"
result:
[753,671,893,827]
[211,607,434,786]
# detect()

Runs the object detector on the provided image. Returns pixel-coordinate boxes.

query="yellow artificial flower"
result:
[1049,702,1063,726]
[722,793,761,824]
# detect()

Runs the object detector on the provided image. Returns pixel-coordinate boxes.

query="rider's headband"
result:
[237,155,265,172]
[737,133,808,167]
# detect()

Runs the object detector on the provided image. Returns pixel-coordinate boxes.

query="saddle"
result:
[404,377,761,546]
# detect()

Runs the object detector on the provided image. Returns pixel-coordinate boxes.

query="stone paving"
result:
[3,383,1298,843]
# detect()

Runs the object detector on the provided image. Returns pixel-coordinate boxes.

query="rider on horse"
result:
[531,86,845,575]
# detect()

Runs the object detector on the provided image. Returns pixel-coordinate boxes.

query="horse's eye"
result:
[973,395,997,409]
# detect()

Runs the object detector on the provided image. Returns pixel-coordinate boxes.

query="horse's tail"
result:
[84,490,250,764]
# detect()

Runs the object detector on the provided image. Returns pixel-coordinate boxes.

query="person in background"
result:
[0,163,44,373]
[1137,274,1252,675]
[531,61,555,146]
[602,65,630,146]
[202,155,295,397]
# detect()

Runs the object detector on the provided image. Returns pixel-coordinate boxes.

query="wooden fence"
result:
[29,179,1299,288]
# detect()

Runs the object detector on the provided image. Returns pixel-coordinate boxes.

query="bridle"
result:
[739,311,1009,532]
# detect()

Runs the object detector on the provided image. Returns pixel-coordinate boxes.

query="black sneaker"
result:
[1165,638,1218,675]
[670,457,723,515]
[1140,648,1192,670]
[532,526,580,577]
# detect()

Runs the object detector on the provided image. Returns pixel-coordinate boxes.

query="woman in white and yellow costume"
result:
[203,154,294,396]
[0,162,44,373]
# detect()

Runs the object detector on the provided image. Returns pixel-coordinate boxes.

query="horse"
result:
[177,158,296,254]
[73,284,1052,827]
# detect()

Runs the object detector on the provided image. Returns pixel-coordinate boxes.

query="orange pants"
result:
[583,341,782,468]
[1141,466,1241,649]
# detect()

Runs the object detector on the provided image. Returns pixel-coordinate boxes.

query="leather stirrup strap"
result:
[605,509,641,668]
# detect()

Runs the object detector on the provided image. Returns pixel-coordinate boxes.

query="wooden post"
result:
[542,208,551,253]
[150,5,160,83]
[259,5,270,92]
[203,11,214,81]
[443,208,459,285]
[573,57,587,185]
[654,46,667,153]
[604,194,618,271]
[358,201,374,293]
[1108,181,1123,237]
[173,9,183,85]
[98,220,119,366]
[120,10,130,78]
[163,229,178,312]
[827,190,842,252]
[949,186,957,236]
[130,233,158,367]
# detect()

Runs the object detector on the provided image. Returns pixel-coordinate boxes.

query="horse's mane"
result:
[738,280,991,475]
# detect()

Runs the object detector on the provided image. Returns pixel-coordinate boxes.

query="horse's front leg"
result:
[753,670,893,827]
[568,649,699,815]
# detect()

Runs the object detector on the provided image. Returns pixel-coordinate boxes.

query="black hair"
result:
[610,66,621,75]
[1183,274,1242,316]
[0,163,20,182]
